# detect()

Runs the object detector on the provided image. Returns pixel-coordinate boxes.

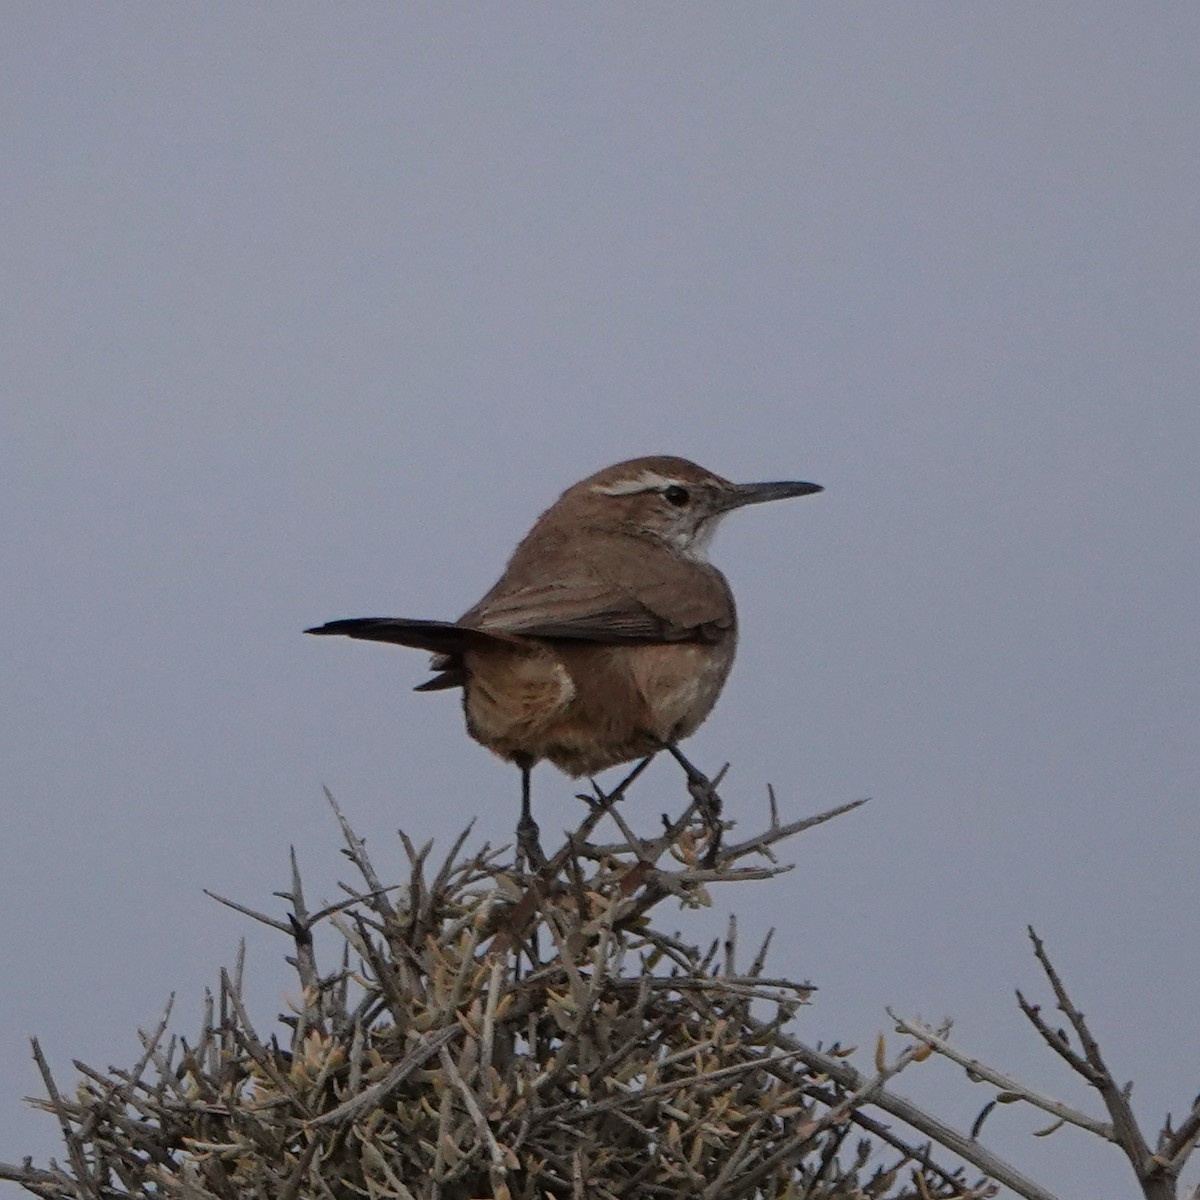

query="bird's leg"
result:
[515,759,545,872]
[662,743,726,865]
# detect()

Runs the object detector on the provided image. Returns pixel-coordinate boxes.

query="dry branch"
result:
[6,776,1004,1200]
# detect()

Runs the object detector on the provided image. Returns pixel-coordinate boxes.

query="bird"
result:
[307,455,821,861]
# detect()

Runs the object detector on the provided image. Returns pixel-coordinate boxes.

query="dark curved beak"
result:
[722,479,823,511]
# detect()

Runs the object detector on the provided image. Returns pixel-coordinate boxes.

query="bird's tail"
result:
[306,616,532,692]
[306,616,479,654]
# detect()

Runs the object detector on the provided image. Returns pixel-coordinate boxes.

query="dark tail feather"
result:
[413,669,467,692]
[305,617,476,654]
[305,616,532,656]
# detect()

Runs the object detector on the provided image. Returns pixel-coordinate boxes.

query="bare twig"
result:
[757,1033,1061,1200]
[889,1009,1111,1139]
[1020,927,1180,1200]
[307,1025,459,1128]
[30,1039,99,1200]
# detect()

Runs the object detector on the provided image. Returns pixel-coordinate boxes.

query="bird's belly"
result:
[627,640,734,743]
[460,642,649,776]
[460,639,733,777]
[460,643,577,761]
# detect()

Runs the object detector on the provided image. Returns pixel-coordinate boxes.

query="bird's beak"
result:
[722,479,823,511]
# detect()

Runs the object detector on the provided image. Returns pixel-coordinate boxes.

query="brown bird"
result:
[308,455,821,858]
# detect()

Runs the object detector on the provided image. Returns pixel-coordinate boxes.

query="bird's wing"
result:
[468,551,733,644]
[471,583,672,641]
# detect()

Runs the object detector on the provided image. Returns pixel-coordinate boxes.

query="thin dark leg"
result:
[663,742,724,865]
[515,760,545,871]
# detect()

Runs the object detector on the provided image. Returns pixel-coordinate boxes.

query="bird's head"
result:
[555,455,822,561]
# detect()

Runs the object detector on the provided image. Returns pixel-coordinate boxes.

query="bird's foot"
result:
[691,781,724,867]
[662,744,727,866]
[516,812,546,874]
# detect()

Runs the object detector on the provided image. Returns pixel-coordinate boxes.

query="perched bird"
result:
[308,455,821,857]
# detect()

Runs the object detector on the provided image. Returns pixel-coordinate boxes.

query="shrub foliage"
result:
[0,779,1014,1199]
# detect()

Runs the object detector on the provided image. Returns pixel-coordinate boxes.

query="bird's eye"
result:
[662,484,690,506]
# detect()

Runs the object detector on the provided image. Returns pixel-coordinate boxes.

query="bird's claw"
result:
[516,814,546,873]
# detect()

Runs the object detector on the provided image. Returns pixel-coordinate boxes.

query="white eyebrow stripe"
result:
[592,471,680,496]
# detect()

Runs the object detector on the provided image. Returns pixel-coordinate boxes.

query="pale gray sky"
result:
[3,7,1199,1196]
